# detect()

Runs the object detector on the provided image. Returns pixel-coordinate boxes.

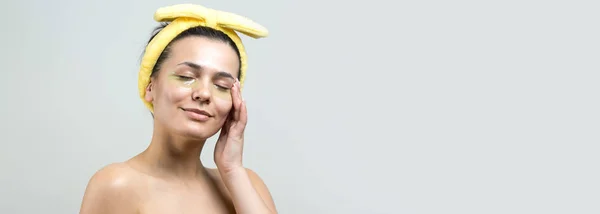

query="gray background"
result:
[0,0,598,213]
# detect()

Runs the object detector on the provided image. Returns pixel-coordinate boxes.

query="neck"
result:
[139,123,209,180]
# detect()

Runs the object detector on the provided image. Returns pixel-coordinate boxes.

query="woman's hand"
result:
[213,80,278,214]
[214,79,247,174]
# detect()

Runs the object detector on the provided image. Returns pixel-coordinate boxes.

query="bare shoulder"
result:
[79,162,142,214]
[244,168,272,193]
[244,168,278,213]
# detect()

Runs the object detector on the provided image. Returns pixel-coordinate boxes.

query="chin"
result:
[177,122,221,140]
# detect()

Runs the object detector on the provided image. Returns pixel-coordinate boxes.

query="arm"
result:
[219,167,277,214]
[79,164,138,214]
[214,80,277,214]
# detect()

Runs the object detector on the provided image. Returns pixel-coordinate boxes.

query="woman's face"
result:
[145,36,240,140]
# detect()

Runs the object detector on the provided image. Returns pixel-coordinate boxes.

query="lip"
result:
[181,107,213,122]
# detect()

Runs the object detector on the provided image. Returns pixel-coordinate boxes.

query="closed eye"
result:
[214,84,230,91]
[176,75,194,80]
[214,79,234,91]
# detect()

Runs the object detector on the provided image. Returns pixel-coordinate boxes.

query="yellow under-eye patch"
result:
[138,4,268,112]
[167,73,234,100]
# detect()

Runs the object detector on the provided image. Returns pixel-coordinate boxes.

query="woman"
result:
[79,4,277,214]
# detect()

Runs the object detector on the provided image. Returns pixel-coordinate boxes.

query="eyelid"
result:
[175,68,197,75]
[177,75,194,79]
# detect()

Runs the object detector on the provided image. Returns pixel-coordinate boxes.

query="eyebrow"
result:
[177,61,235,80]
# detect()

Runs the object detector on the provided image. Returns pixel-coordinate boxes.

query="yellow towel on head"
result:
[138,4,269,113]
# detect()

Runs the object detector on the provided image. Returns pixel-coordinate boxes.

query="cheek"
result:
[158,82,192,107]
[211,87,233,117]
[213,97,233,118]
[212,89,232,101]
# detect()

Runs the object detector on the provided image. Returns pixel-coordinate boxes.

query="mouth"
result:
[180,107,213,121]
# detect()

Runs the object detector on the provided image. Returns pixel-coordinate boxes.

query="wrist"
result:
[218,165,246,179]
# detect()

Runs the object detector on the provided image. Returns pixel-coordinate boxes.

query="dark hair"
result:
[143,22,242,79]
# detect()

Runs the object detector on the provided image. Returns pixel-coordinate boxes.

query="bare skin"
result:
[79,36,277,214]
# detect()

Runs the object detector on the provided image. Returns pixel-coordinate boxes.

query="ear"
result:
[144,80,155,103]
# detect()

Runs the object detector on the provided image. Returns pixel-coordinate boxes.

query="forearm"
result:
[220,167,275,214]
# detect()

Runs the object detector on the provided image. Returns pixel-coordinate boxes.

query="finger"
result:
[239,100,248,127]
[231,80,243,121]
[237,79,243,99]
[223,109,236,131]
[218,118,230,138]
[215,127,227,152]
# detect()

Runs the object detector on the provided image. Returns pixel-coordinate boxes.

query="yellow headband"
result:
[138,4,269,112]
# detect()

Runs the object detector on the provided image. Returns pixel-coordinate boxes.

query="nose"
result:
[191,81,211,103]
